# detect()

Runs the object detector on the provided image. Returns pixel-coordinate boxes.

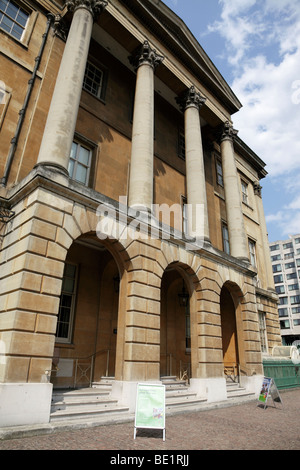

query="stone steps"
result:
[226,380,256,400]
[50,385,129,422]
[161,376,207,412]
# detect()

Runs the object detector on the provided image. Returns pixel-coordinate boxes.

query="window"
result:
[288,283,299,291]
[272,264,282,273]
[287,272,297,280]
[284,252,294,259]
[270,244,280,251]
[56,264,77,342]
[185,304,191,351]
[241,180,248,204]
[296,259,300,267]
[83,61,104,99]
[0,81,11,129]
[283,242,293,250]
[292,307,300,314]
[293,319,300,327]
[280,320,290,330]
[271,254,281,261]
[295,237,300,244]
[181,196,188,236]
[258,312,268,353]
[68,141,92,186]
[274,274,283,283]
[290,295,300,304]
[0,0,29,40]
[248,239,256,267]
[178,128,185,160]
[278,308,289,317]
[275,285,285,294]
[279,297,288,305]
[222,223,230,255]
[285,262,295,269]
[216,159,223,186]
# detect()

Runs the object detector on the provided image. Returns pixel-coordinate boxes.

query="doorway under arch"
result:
[160,268,191,380]
[220,284,240,379]
[52,235,122,388]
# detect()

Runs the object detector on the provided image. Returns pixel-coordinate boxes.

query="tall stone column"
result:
[128,41,163,211]
[177,86,210,243]
[220,122,249,262]
[36,0,107,174]
[253,182,275,290]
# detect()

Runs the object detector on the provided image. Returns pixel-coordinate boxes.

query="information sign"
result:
[134,383,166,441]
[258,377,283,409]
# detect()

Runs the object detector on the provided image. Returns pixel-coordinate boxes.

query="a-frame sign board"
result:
[134,383,166,441]
[258,377,283,410]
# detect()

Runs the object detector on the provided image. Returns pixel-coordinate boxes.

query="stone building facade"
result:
[0,0,280,427]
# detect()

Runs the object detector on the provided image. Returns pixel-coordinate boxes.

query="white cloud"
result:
[207,1,300,240]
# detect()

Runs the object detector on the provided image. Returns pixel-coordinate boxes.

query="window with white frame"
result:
[0,0,29,40]
[56,263,77,342]
[181,196,188,236]
[68,141,92,186]
[241,180,248,204]
[258,312,268,353]
[222,223,230,255]
[83,61,104,99]
[248,239,256,267]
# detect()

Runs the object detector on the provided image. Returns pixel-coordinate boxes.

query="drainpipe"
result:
[0,13,54,187]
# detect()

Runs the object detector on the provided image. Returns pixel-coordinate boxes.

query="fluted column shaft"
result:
[220,122,249,262]
[37,0,107,173]
[128,41,163,211]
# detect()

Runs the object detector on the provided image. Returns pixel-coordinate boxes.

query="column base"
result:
[0,383,53,427]
[34,161,69,178]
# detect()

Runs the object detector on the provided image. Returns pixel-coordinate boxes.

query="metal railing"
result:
[47,349,111,388]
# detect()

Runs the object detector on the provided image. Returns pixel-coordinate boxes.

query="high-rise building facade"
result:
[0,0,280,427]
[270,235,300,345]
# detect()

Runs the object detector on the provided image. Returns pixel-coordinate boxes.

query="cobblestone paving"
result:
[0,389,299,451]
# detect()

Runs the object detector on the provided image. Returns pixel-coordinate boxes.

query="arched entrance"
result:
[52,235,121,388]
[160,268,191,379]
[220,284,240,379]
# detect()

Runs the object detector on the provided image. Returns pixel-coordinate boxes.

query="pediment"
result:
[118,0,242,115]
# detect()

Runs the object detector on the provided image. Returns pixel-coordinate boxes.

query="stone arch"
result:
[159,255,201,380]
[220,280,247,378]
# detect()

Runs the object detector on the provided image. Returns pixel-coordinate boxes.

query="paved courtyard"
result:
[0,388,299,452]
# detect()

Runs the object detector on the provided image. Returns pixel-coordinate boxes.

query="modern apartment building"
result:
[0,0,280,427]
[270,235,300,345]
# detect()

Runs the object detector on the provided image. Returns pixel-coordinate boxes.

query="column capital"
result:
[253,181,262,198]
[65,0,108,21]
[129,40,164,70]
[220,121,238,142]
[176,86,206,112]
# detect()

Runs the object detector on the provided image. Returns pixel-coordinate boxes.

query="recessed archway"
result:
[160,267,192,380]
[51,233,126,388]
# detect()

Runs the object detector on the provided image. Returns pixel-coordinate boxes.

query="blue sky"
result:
[163,0,300,243]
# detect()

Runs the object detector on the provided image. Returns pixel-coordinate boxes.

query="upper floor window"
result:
[241,180,248,204]
[83,61,105,100]
[270,244,280,252]
[178,128,185,160]
[216,159,224,186]
[222,223,230,255]
[258,312,268,354]
[248,239,256,267]
[0,0,29,40]
[68,141,92,186]
[283,242,293,250]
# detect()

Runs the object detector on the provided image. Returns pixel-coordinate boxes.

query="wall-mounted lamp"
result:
[178,281,189,307]
[113,275,120,293]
